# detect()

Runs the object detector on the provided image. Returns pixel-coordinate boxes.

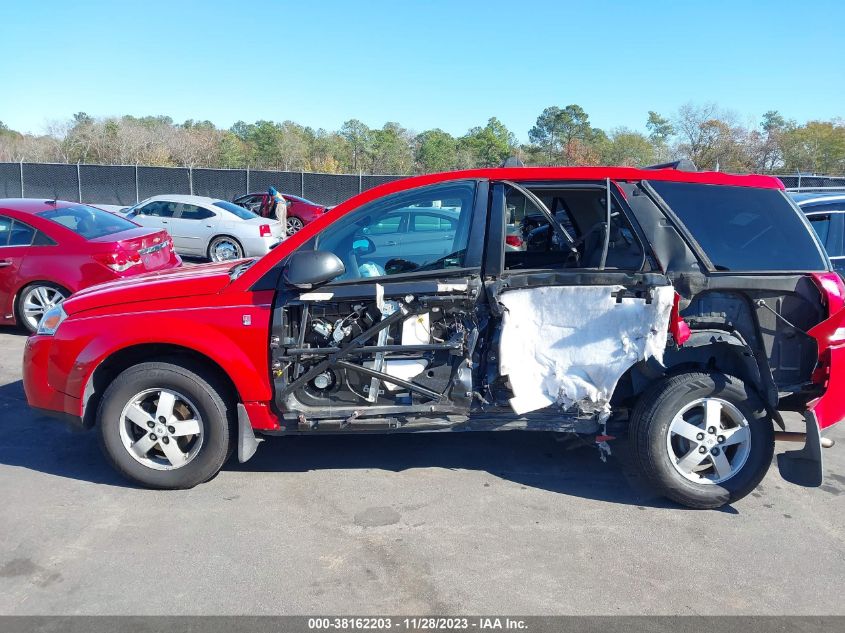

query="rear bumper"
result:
[241,235,283,258]
[807,342,845,430]
[22,335,84,429]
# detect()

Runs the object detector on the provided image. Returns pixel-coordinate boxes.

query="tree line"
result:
[1,103,843,175]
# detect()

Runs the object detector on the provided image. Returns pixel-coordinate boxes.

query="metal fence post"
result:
[19,160,24,197]
[359,170,363,194]
[300,171,305,197]
[135,164,139,203]
[189,166,194,195]
[246,164,250,194]
[76,162,82,202]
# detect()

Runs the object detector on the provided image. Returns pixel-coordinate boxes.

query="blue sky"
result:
[1,0,843,141]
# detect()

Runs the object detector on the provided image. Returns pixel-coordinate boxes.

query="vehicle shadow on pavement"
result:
[0,375,734,510]
[0,379,130,487]
[227,431,717,511]
[0,325,28,337]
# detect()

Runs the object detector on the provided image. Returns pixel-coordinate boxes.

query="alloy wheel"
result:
[665,397,752,485]
[209,238,242,262]
[21,285,66,331]
[118,388,204,470]
[286,217,304,235]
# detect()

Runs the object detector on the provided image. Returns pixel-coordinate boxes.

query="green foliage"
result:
[600,128,656,167]
[529,105,601,165]
[646,111,674,143]
[781,121,845,174]
[460,117,516,167]
[415,129,458,173]
[1,105,843,176]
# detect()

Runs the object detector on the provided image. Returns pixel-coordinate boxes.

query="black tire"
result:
[15,282,69,334]
[630,371,774,509]
[97,360,235,489]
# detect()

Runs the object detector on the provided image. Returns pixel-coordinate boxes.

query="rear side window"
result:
[39,205,138,240]
[177,204,215,220]
[0,216,36,246]
[214,200,257,220]
[808,214,831,246]
[651,182,827,272]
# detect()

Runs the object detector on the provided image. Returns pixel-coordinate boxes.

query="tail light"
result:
[505,234,523,248]
[811,272,845,318]
[95,250,142,273]
[259,224,272,237]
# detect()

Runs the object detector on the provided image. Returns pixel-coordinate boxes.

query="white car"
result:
[123,195,284,262]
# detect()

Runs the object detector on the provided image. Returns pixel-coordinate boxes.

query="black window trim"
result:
[0,215,41,248]
[490,180,649,276]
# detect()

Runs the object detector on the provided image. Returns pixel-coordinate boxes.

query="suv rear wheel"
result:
[97,360,234,489]
[630,371,774,509]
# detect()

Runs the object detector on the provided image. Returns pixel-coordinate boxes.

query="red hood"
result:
[63,261,239,315]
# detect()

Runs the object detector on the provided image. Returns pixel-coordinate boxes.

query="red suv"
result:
[23,167,845,508]
[1,199,181,333]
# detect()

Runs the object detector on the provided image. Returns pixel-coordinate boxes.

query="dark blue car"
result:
[790,191,845,272]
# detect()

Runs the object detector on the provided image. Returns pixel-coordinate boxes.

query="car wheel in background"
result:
[286,216,304,235]
[97,360,234,489]
[629,371,774,509]
[16,282,69,334]
[208,236,244,262]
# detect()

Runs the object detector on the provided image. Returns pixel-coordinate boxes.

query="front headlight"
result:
[37,304,68,336]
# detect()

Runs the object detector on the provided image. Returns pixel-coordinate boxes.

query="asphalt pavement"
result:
[0,327,843,615]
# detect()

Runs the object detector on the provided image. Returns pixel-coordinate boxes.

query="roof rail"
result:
[785,186,845,192]
[643,159,697,172]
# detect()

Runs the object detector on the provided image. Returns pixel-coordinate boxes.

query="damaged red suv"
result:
[23,167,845,508]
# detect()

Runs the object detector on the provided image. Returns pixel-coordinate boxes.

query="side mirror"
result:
[352,237,375,255]
[282,250,345,289]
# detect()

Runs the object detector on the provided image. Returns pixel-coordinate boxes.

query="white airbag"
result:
[499,285,674,415]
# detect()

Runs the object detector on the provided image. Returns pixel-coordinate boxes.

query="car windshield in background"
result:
[214,201,257,220]
[651,182,828,272]
[39,205,138,239]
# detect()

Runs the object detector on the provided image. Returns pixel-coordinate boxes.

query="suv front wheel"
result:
[97,360,235,489]
[630,371,774,509]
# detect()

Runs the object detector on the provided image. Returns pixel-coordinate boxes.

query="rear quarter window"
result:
[650,182,827,272]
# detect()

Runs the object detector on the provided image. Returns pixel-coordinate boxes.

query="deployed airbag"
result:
[499,285,674,415]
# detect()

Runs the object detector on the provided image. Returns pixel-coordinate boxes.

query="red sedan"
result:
[232,192,329,235]
[0,198,181,332]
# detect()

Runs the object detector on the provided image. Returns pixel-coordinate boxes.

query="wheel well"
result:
[82,343,240,429]
[615,341,769,409]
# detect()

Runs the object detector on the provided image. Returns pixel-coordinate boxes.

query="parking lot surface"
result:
[1,327,844,615]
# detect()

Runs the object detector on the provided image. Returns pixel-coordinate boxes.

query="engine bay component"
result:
[274,290,478,419]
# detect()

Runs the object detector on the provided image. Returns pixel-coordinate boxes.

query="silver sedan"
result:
[123,195,285,262]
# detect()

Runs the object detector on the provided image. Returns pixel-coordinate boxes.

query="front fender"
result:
[49,300,274,414]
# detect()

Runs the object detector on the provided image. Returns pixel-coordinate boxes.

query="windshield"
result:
[39,205,139,239]
[214,201,258,220]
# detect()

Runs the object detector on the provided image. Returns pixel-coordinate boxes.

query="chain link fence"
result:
[4,163,845,208]
[776,174,845,190]
[0,162,408,207]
